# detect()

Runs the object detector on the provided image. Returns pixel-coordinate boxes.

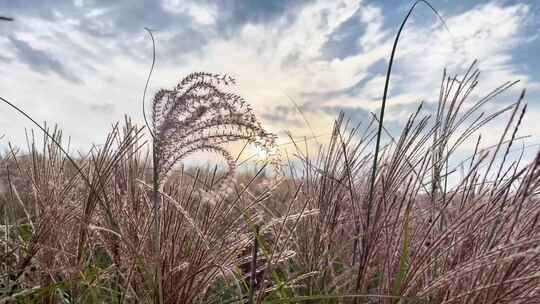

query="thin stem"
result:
[248,225,260,304]
[152,144,163,304]
[355,0,449,297]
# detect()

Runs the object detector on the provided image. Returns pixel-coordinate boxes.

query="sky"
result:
[0,0,539,166]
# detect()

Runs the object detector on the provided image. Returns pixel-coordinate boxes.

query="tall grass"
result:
[1,2,539,303]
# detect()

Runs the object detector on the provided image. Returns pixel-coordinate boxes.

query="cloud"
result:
[261,105,305,128]
[319,2,536,113]
[211,0,313,35]
[386,2,534,100]
[161,1,217,25]
[8,36,81,83]
[88,102,114,114]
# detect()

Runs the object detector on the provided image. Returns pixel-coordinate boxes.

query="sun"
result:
[250,144,269,160]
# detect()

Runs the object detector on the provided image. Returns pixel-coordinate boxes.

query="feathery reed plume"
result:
[151,72,277,181]
[149,72,277,303]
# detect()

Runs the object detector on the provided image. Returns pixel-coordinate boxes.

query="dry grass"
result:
[1,2,539,303]
[1,62,538,303]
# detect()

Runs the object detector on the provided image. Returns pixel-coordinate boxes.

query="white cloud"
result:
[358,4,388,52]
[162,1,217,25]
[389,3,533,99]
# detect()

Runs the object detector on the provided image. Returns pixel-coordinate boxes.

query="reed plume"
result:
[151,72,277,182]
[148,72,277,303]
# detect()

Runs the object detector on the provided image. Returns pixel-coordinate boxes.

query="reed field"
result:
[0,2,539,304]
